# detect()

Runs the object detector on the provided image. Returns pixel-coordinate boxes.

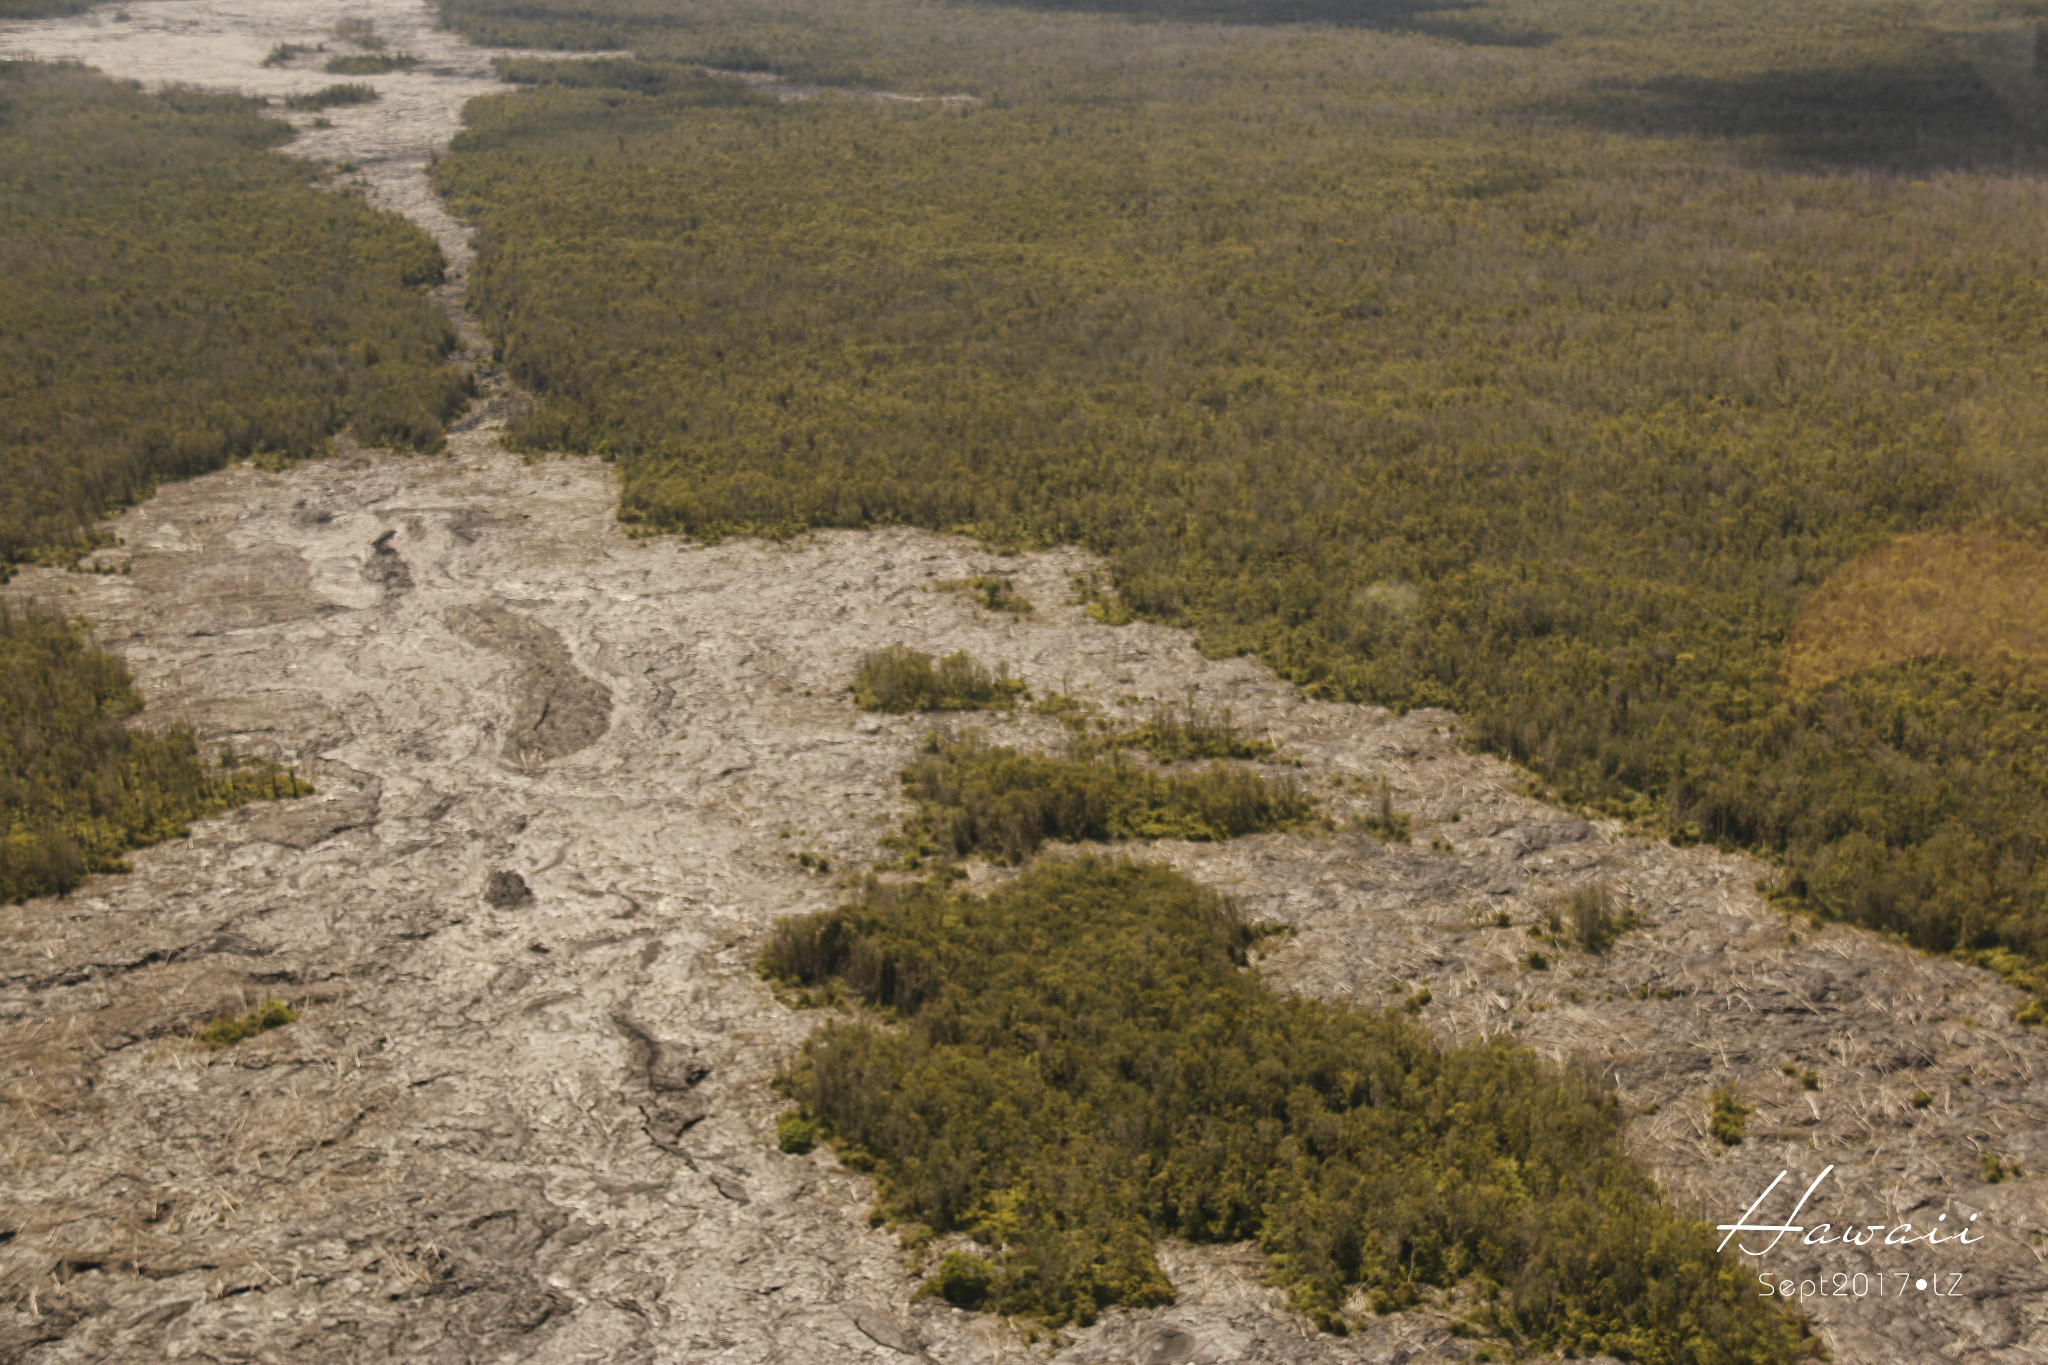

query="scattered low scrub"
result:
[1029,691,1090,723]
[1,603,311,904]
[1074,699,1273,763]
[1545,882,1636,954]
[330,18,386,51]
[197,998,297,1050]
[851,646,1025,713]
[283,83,378,111]
[0,62,467,570]
[1072,573,1137,626]
[1567,883,1617,953]
[762,858,1815,1358]
[324,54,419,76]
[1348,776,1412,844]
[891,733,1314,864]
[1779,1065,1820,1091]
[936,575,1032,615]
[261,43,320,67]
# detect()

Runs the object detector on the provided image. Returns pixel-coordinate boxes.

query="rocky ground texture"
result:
[3,3,2047,1363]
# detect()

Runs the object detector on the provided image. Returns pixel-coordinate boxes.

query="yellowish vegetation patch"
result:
[1787,530,2048,692]
[197,998,298,1051]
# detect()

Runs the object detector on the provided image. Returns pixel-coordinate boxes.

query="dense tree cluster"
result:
[0,61,468,569]
[429,0,2048,997]
[764,858,1815,1359]
[805,647,1800,1353]
[890,731,1315,863]
[0,604,308,904]
[851,645,1027,712]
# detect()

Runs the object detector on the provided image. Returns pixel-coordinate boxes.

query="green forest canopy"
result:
[0,61,464,899]
[765,857,1815,1360]
[0,61,468,569]
[429,0,2048,996]
[0,603,308,904]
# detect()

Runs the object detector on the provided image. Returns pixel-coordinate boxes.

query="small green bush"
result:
[1709,1086,1752,1146]
[921,1251,995,1308]
[284,83,378,111]
[197,998,297,1050]
[1566,883,1632,954]
[776,1110,818,1154]
[851,646,1026,714]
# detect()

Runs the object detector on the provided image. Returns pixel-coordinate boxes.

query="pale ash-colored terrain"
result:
[2,4,2047,1363]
